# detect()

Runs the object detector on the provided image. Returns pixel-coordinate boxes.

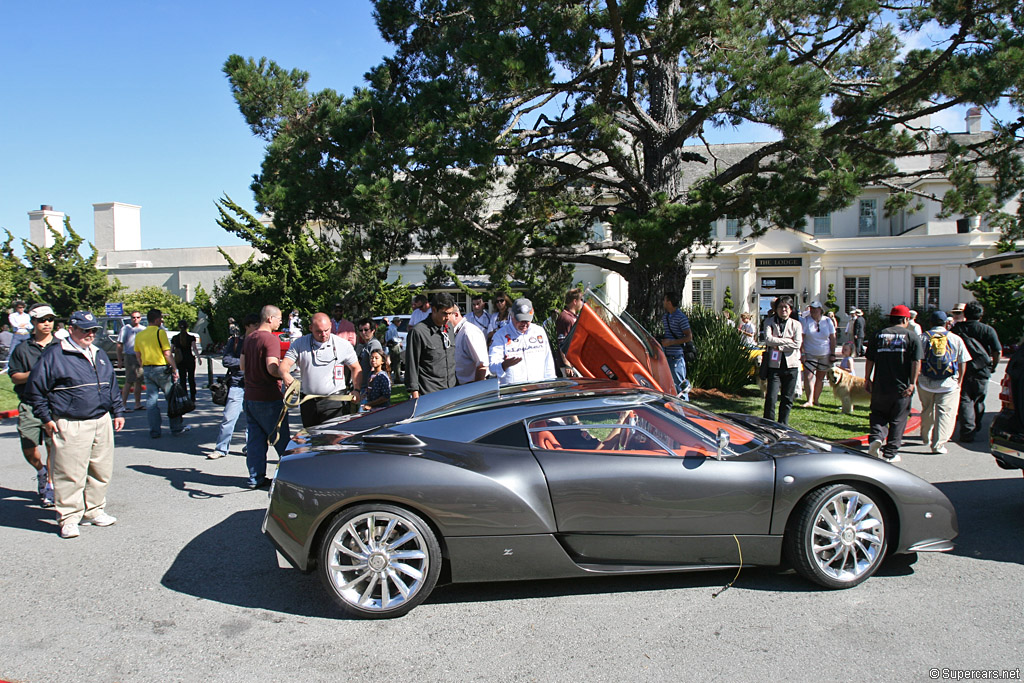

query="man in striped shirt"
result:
[661,291,692,400]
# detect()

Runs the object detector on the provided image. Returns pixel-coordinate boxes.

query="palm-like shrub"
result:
[681,305,755,393]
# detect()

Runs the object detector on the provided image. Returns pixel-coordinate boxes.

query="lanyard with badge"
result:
[313,339,344,383]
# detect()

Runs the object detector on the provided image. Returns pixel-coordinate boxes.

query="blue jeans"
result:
[667,354,689,401]
[244,398,289,485]
[215,385,246,455]
[143,365,183,437]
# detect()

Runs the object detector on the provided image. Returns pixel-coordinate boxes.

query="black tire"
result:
[318,503,441,619]
[784,484,888,589]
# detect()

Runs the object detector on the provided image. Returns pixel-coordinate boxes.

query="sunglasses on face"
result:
[36,317,55,323]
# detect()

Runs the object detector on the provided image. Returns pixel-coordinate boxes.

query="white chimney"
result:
[966,107,982,134]
[27,205,66,248]
[93,202,142,253]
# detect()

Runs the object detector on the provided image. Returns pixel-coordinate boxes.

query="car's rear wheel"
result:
[318,504,441,619]
[784,484,888,589]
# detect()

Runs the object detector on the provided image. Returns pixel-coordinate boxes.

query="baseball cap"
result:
[889,305,911,318]
[809,300,823,308]
[69,311,102,330]
[951,303,966,313]
[929,310,948,327]
[512,298,534,322]
[29,304,55,319]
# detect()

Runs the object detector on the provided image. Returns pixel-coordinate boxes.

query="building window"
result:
[726,217,741,237]
[693,279,714,308]
[813,214,831,235]
[913,276,940,310]
[845,277,870,313]
[859,200,877,235]
[709,220,717,240]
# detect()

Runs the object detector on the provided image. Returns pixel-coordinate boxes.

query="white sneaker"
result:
[868,439,883,458]
[933,445,948,455]
[36,465,48,498]
[207,450,226,460]
[81,512,117,527]
[885,454,902,463]
[42,483,54,508]
[60,522,80,539]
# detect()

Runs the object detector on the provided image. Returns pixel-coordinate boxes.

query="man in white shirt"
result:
[8,300,31,353]
[117,310,146,410]
[452,306,488,384]
[488,298,556,386]
[465,294,492,332]
[279,312,361,428]
[917,310,971,454]
[409,294,431,328]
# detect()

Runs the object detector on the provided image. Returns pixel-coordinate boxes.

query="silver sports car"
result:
[264,378,957,619]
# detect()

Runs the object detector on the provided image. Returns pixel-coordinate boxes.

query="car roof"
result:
[410,378,659,421]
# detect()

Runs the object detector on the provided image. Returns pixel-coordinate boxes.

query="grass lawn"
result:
[0,373,19,412]
[690,383,873,442]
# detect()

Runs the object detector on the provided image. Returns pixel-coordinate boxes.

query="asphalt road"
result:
[1,363,1021,682]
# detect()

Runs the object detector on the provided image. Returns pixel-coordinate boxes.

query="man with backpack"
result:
[917,310,971,454]
[952,302,1001,442]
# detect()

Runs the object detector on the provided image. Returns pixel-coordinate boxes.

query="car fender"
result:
[771,453,958,553]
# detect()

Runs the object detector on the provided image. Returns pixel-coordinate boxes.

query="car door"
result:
[562,289,675,394]
[528,404,775,565]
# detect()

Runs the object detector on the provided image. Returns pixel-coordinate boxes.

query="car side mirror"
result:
[715,429,730,460]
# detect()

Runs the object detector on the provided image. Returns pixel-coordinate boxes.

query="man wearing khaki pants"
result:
[24,311,125,539]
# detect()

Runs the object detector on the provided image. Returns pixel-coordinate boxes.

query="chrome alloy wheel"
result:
[810,490,885,583]
[326,510,431,613]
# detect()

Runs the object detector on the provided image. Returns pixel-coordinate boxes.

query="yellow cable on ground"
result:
[712,535,743,598]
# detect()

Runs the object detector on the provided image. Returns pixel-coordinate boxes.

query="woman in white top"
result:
[800,301,837,407]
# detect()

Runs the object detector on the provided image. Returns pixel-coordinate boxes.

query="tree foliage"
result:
[120,286,197,331]
[226,0,1024,321]
[0,231,30,307]
[20,217,120,315]
[963,273,1024,345]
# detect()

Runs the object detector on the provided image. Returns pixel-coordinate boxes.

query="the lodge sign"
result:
[756,258,802,267]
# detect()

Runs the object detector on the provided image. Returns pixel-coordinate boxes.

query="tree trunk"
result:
[625,259,690,328]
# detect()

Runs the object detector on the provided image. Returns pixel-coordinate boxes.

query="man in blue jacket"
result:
[24,311,125,539]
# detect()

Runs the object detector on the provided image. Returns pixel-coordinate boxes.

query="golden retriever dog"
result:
[827,366,871,414]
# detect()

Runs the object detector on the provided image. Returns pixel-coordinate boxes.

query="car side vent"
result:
[362,433,426,448]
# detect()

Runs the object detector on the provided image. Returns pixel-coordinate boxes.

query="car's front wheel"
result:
[319,504,441,619]
[784,484,888,589]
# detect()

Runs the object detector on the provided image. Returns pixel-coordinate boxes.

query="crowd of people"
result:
[755,297,1002,464]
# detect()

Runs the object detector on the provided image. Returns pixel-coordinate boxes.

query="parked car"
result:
[93,316,139,361]
[263,292,958,619]
[989,347,1024,474]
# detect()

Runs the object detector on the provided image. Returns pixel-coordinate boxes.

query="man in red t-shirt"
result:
[240,305,290,488]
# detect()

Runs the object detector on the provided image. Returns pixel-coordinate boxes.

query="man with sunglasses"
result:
[116,310,146,411]
[406,292,457,399]
[8,304,58,506]
[24,311,125,538]
[280,312,361,429]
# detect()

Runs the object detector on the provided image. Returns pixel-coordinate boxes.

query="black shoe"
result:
[246,477,271,489]
[958,432,976,443]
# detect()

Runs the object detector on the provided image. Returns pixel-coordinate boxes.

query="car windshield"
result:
[528,396,763,457]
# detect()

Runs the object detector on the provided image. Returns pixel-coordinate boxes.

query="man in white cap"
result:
[488,297,556,385]
[8,304,57,506]
[24,310,125,538]
[799,300,836,407]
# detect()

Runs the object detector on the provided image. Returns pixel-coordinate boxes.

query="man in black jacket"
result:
[25,311,125,539]
[952,302,1001,442]
[405,293,457,399]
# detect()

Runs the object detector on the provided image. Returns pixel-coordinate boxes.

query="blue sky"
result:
[0,2,1000,254]
[0,0,391,251]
